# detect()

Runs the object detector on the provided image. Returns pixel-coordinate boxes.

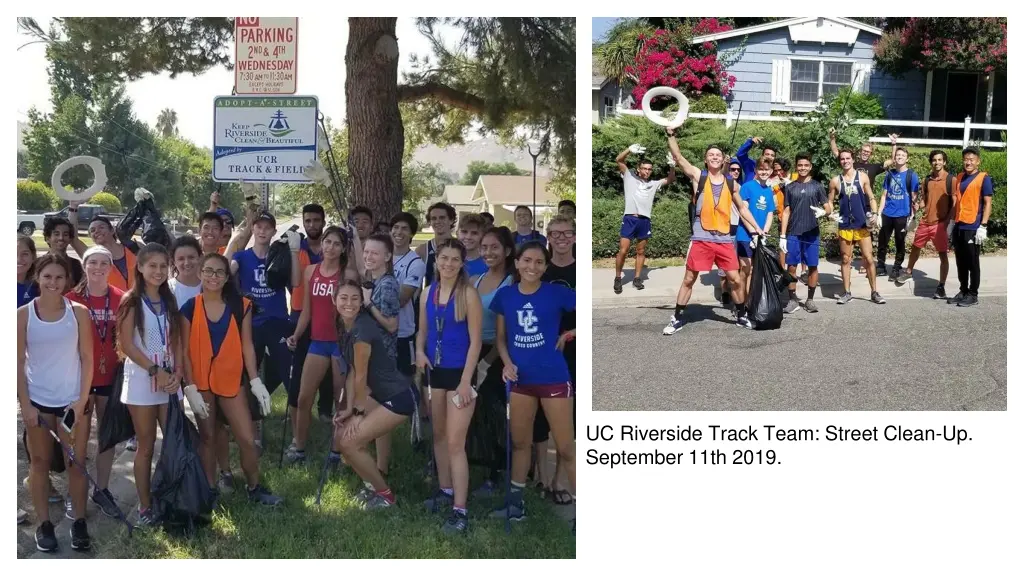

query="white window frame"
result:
[786,56,857,107]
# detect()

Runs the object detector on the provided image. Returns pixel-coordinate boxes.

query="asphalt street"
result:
[593,295,1007,411]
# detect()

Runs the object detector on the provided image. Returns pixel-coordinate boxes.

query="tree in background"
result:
[17,180,60,211]
[458,161,528,185]
[156,108,179,137]
[873,18,1007,77]
[90,191,122,213]
[18,17,576,223]
[17,150,29,178]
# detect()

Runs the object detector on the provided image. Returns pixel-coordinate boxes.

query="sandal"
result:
[550,489,574,506]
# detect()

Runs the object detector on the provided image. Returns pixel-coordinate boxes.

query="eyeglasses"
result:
[548,230,575,239]
[729,167,741,172]
[201,268,227,278]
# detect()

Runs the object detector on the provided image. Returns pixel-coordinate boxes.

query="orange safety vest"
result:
[699,174,734,234]
[290,249,314,313]
[953,171,988,225]
[188,293,250,397]
[773,185,785,221]
[107,248,136,291]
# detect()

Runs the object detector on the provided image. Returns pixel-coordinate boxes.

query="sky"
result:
[592,17,618,42]
[15,17,460,149]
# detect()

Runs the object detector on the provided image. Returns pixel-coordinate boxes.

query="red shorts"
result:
[913,222,949,252]
[686,240,739,272]
[512,382,574,399]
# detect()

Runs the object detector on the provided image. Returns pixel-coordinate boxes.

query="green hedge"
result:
[91,191,122,214]
[594,198,692,259]
[17,180,59,211]
[592,113,1009,258]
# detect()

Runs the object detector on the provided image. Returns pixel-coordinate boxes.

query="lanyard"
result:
[88,290,112,344]
[142,294,168,360]
[433,282,457,365]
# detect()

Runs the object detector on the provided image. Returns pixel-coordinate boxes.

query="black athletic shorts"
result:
[427,367,475,392]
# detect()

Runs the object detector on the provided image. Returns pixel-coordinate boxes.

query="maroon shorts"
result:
[512,382,574,399]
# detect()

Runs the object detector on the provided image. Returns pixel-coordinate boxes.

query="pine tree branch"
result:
[397,81,510,115]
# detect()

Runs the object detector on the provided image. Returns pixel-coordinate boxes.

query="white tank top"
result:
[124,298,175,386]
[25,297,82,407]
[169,277,202,311]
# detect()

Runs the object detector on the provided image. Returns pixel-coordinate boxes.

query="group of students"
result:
[611,127,996,333]
[17,191,578,553]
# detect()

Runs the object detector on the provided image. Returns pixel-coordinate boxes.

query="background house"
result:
[593,65,622,125]
[695,17,1007,139]
[441,185,480,224]
[471,175,555,230]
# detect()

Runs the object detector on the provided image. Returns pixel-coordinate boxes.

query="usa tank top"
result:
[309,263,340,341]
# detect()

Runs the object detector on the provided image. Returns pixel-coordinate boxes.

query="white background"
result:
[4,2,1021,572]
[576,7,1021,575]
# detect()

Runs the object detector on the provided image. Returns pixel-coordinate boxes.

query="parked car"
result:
[17,210,46,235]
[42,204,122,234]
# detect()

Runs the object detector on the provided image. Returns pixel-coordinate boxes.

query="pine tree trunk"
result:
[345,17,404,223]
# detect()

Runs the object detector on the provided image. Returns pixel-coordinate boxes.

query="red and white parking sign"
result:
[234,17,299,95]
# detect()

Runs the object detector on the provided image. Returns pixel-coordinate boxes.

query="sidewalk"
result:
[594,256,1008,309]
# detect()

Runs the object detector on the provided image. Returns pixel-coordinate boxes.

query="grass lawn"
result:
[95,395,575,559]
[31,232,95,251]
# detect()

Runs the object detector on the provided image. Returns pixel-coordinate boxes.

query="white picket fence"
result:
[615,107,1007,149]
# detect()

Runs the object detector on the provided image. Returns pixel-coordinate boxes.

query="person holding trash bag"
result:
[417,238,483,534]
[180,252,282,506]
[17,253,94,552]
[66,246,125,518]
[116,243,189,528]
[333,279,421,510]
[467,227,515,497]
[736,159,777,295]
[286,226,356,465]
[829,149,885,305]
[488,242,576,529]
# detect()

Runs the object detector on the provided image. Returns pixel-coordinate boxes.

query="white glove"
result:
[302,159,332,188]
[476,360,491,385]
[183,385,209,420]
[811,206,826,219]
[975,225,987,244]
[749,234,760,250]
[283,229,301,252]
[239,180,260,200]
[779,235,788,253]
[867,212,879,229]
[829,212,842,223]
[666,152,676,167]
[133,187,153,202]
[249,377,272,417]
[946,219,955,238]
[628,144,646,155]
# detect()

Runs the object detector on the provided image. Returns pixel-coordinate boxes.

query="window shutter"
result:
[771,59,785,103]
[853,62,872,93]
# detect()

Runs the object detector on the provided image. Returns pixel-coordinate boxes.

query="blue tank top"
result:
[425,283,471,369]
[475,273,513,343]
[838,175,870,230]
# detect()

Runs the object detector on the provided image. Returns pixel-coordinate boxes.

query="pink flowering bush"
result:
[874,18,1006,76]
[627,19,738,107]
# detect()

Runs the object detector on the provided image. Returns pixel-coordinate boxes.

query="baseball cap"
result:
[254,211,277,227]
[215,208,235,227]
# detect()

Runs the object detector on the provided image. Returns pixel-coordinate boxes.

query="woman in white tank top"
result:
[115,244,185,527]
[17,253,94,552]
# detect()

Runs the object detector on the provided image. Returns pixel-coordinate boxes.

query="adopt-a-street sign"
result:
[212,96,319,183]
[234,17,298,94]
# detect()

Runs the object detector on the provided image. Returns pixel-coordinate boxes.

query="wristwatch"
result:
[353,407,366,417]
[147,365,159,377]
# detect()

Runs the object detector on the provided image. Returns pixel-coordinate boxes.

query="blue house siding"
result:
[716,28,926,120]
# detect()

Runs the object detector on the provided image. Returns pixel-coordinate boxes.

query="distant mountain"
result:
[411,138,553,181]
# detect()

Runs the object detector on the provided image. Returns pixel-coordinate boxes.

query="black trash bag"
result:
[761,242,798,292]
[98,363,134,453]
[264,239,292,291]
[117,196,171,249]
[151,395,215,535]
[22,430,66,474]
[746,240,785,330]
[465,359,508,470]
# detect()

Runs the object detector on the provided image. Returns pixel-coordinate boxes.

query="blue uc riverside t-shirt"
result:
[882,170,919,218]
[490,282,575,385]
[736,180,776,243]
[232,248,288,325]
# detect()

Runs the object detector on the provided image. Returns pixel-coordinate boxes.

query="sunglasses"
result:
[729,167,741,172]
